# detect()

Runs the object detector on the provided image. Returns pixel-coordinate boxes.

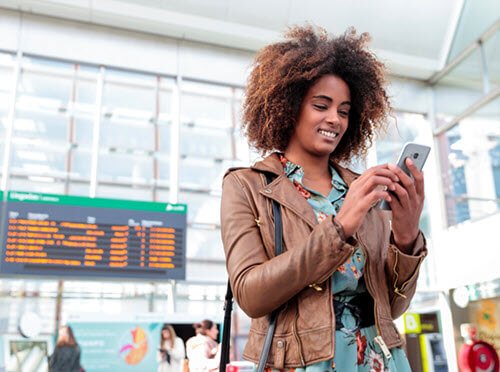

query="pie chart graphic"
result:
[119,326,149,365]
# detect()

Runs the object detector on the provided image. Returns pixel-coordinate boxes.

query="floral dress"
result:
[259,155,411,372]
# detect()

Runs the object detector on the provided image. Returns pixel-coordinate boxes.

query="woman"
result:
[157,324,186,372]
[49,325,81,372]
[221,25,427,371]
[186,319,220,372]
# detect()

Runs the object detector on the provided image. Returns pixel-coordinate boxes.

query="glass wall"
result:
[0,52,246,334]
[433,23,500,227]
[374,112,432,236]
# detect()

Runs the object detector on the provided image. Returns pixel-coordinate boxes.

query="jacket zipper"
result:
[292,312,306,366]
[356,232,391,360]
[356,232,381,336]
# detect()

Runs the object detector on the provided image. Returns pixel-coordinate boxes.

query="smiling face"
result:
[285,74,351,161]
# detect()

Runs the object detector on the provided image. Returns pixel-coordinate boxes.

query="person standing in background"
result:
[157,324,186,372]
[186,319,220,372]
[49,325,81,372]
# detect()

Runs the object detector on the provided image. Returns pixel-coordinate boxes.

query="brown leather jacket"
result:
[220,153,427,368]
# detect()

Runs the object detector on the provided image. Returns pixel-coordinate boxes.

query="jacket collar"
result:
[252,152,359,187]
[251,153,359,229]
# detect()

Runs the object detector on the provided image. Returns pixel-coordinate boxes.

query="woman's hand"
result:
[387,158,425,253]
[336,164,398,238]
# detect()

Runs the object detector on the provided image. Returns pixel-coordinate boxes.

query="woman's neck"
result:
[283,151,331,180]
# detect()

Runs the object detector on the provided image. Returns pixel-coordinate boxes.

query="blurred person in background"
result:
[157,324,186,372]
[186,319,220,372]
[49,325,81,372]
[221,24,427,371]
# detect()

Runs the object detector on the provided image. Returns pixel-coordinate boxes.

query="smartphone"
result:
[379,142,430,210]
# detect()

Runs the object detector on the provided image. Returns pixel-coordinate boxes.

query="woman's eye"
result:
[339,111,349,116]
[313,105,327,110]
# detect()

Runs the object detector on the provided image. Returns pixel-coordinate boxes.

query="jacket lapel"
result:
[250,153,362,230]
[252,153,318,229]
[260,174,319,229]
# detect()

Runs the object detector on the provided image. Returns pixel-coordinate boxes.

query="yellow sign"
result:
[403,313,421,334]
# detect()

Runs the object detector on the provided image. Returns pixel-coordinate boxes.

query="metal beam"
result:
[427,18,500,86]
[438,0,465,69]
[433,84,500,136]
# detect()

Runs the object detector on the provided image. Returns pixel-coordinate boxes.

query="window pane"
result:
[185,259,227,282]
[97,151,153,184]
[179,157,238,191]
[484,31,500,91]
[13,110,68,141]
[96,184,152,201]
[158,124,171,153]
[440,97,500,226]
[11,140,68,177]
[180,125,233,158]
[68,182,90,197]
[18,67,72,107]
[186,228,224,260]
[72,146,92,179]
[9,177,65,194]
[179,191,221,225]
[181,82,232,128]
[376,113,432,235]
[75,75,97,105]
[103,72,155,113]
[434,48,484,129]
[74,116,94,144]
[100,117,154,150]
[157,153,170,184]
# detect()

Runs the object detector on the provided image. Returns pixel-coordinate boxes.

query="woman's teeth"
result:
[318,129,337,138]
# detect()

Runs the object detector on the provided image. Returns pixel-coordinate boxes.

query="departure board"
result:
[0,191,187,280]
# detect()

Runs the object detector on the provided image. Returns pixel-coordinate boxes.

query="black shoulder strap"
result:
[220,173,282,372]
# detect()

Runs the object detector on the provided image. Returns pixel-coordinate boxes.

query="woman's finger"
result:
[362,175,396,194]
[406,158,425,196]
[364,165,399,182]
[391,182,410,209]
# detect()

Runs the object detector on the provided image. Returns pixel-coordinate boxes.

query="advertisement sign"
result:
[70,322,163,372]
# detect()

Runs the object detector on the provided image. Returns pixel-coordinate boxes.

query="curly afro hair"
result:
[241,24,392,163]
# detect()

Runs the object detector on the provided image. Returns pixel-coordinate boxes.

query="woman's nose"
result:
[326,110,340,125]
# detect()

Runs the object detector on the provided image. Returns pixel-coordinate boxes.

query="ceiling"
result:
[1,0,499,80]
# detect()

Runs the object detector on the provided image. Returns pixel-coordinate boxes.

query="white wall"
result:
[0,9,255,86]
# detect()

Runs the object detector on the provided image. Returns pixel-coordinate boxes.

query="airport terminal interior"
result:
[0,0,499,371]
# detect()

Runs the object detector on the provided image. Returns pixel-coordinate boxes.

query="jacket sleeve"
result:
[385,230,427,319]
[221,172,356,318]
[172,337,186,361]
[48,349,57,369]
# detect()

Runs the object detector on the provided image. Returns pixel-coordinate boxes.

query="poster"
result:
[70,322,162,372]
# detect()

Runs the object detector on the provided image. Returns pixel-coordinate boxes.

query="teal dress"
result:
[258,155,411,372]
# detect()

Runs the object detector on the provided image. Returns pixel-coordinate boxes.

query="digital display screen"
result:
[0,191,187,280]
